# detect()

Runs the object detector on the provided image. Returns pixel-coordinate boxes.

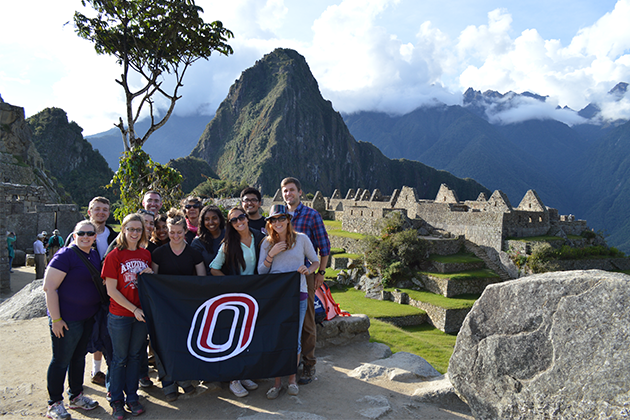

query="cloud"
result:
[483,95,587,126]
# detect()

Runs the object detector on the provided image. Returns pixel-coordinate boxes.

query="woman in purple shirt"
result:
[43,220,102,420]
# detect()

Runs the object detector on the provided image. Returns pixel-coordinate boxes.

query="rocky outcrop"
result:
[0,101,60,202]
[448,270,630,420]
[27,107,113,206]
[0,280,45,320]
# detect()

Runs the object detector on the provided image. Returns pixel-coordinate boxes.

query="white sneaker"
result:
[68,392,98,411]
[240,379,258,390]
[229,380,249,397]
[47,401,71,420]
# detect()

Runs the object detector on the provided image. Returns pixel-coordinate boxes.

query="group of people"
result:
[42,177,331,420]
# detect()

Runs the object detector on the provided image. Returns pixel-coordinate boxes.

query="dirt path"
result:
[0,267,472,419]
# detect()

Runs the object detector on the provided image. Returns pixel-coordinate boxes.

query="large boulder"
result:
[448,270,630,420]
[0,279,46,320]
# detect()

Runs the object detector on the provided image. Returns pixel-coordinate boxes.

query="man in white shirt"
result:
[33,233,46,279]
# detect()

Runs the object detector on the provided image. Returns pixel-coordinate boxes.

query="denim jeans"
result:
[107,313,147,404]
[297,298,308,355]
[47,316,95,405]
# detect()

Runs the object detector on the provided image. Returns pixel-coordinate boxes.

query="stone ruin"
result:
[272,184,588,255]
[0,182,82,293]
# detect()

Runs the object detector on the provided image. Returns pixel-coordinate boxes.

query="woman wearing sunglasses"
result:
[102,213,153,419]
[257,204,319,400]
[181,196,202,244]
[209,206,265,397]
[43,221,101,420]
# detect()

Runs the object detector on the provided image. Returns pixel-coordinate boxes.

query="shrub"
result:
[362,212,427,287]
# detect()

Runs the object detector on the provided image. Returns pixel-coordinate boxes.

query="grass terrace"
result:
[419,269,499,283]
[385,287,479,310]
[331,285,458,373]
[429,252,483,264]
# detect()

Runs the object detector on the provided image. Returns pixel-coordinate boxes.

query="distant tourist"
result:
[281,177,330,385]
[43,220,101,420]
[142,191,163,215]
[240,187,266,232]
[181,196,202,244]
[6,231,15,273]
[102,213,153,419]
[209,206,265,398]
[191,205,226,269]
[257,204,320,399]
[34,233,46,279]
[47,229,65,260]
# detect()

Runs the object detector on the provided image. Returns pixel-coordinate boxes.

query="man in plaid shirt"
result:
[281,177,330,385]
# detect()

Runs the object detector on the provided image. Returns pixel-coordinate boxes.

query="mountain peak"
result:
[190,49,489,199]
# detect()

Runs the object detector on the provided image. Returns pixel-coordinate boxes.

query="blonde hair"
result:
[115,213,148,250]
[166,208,188,231]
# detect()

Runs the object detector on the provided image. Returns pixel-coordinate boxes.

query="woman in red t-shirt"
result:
[102,213,153,420]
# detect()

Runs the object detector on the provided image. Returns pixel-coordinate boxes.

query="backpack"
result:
[314,282,351,323]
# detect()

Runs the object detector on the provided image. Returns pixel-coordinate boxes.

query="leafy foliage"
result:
[362,212,427,286]
[192,177,249,199]
[107,147,183,222]
[74,0,233,150]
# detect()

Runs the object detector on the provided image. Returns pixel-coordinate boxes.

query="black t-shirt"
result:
[152,243,204,276]
[248,217,267,233]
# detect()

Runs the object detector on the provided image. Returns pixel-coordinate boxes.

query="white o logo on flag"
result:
[187,293,259,362]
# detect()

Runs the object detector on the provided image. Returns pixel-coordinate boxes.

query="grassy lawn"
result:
[332,253,362,259]
[368,320,457,374]
[429,252,482,264]
[324,268,341,279]
[327,230,366,240]
[324,219,342,230]
[331,286,425,317]
[386,287,479,309]
[420,268,499,281]
[330,285,457,373]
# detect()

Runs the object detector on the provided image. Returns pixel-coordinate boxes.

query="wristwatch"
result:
[317,269,326,276]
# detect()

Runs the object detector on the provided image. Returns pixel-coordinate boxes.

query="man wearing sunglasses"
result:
[240,187,266,232]
[281,177,330,386]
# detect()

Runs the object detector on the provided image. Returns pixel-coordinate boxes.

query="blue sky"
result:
[1,0,628,134]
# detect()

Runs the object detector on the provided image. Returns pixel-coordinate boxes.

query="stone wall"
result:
[416,202,505,251]
[315,314,370,348]
[1,183,83,291]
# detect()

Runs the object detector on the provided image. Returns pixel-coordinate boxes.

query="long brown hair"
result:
[223,207,248,273]
[115,213,148,250]
[265,216,297,250]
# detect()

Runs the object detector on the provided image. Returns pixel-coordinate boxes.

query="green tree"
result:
[108,147,183,222]
[74,0,233,150]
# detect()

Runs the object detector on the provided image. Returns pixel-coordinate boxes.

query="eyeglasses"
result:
[125,227,143,233]
[269,216,288,224]
[242,198,259,203]
[228,214,248,224]
[185,203,201,209]
[75,231,96,237]
[138,209,155,216]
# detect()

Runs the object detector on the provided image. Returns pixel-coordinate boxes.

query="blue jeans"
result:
[47,316,94,405]
[8,255,13,271]
[297,298,308,355]
[107,313,147,404]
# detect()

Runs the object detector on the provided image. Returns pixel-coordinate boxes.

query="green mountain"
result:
[27,108,114,206]
[343,106,573,211]
[190,48,490,200]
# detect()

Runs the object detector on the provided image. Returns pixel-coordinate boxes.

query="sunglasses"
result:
[138,209,155,216]
[75,231,96,237]
[229,214,248,224]
[268,215,288,224]
[185,203,201,209]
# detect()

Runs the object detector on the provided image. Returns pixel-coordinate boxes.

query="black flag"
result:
[138,272,300,382]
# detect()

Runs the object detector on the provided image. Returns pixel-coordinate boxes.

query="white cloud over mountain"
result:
[1,0,628,133]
